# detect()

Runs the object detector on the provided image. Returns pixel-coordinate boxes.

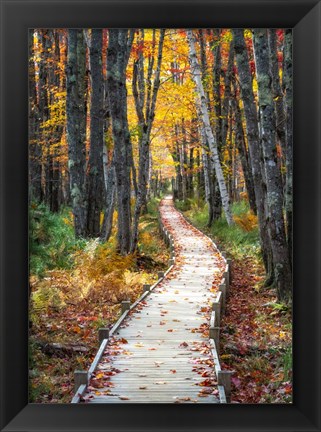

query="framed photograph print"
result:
[0,0,320,431]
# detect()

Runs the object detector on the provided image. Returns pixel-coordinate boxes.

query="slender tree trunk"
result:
[107,29,134,254]
[29,29,43,202]
[100,160,116,242]
[50,30,64,213]
[86,29,105,237]
[253,29,292,302]
[283,29,293,268]
[131,29,165,252]
[66,29,87,237]
[187,30,234,226]
[233,29,273,277]
[268,29,286,159]
[187,146,194,198]
[232,78,257,213]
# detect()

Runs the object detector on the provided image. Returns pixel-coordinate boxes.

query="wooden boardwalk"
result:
[84,196,225,403]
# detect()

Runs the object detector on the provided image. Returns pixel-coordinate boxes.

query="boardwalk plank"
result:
[85,197,224,404]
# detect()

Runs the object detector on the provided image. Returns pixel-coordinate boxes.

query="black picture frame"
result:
[0,0,320,431]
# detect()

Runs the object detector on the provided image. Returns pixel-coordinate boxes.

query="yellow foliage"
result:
[234,211,258,232]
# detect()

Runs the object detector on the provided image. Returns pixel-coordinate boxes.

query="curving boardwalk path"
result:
[85,196,225,403]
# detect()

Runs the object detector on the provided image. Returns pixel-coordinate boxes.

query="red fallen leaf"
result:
[199,379,213,386]
[167,329,174,332]
[90,379,105,389]
[179,342,189,347]
[119,396,130,400]
[148,348,156,351]
[170,369,177,373]
[201,371,210,377]
[199,387,213,394]
[160,321,166,325]
[119,338,128,344]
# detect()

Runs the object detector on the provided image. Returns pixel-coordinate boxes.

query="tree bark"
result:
[268,29,286,159]
[66,29,87,237]
[283,29,293,267]
[28,29,43,203]
[107,29,134,254]
[131,29,165,252]
[253,29,292,302]
[86,29,105,237]
[187,30,234,226]
[233,29,273,277]
[231,77,257,214]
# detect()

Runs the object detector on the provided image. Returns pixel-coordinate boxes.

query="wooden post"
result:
[143,284,151,293]
[212,300,221,325]
[223,270,229,294]
[217,371,233,403]
[210,326,220,353]
[219,283,226,313]
[74,370,88,392]
[158,271,164,279]
[121,300,131,314]
[227,258,232,280]
[98,328,109,343]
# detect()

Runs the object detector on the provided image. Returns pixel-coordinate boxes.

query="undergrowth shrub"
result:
[29,202,86,278]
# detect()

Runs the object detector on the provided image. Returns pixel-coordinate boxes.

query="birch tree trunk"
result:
[199,29,221,224]
[107,29,134,254]
[86,29,105,237]
[187,29,234,226]
[253,29,292,302]
[66,29,87,237]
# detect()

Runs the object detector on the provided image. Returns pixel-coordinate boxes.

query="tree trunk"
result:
[100,162,116,242]
[107,29,134,254]
[66,29,87,237]
[28,29,43,203]
[233,29,273,277]
[253,29,292,302]
[283,29,293,268]
[86,29,105,237]
[187,30,234,226]
[50,30,64,213]
[232,78,257,214]
[268,29,286,159]
[131,29,165,252]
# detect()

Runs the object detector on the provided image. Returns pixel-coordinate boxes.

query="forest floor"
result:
[177,199,292,403]
[29,199,169,403]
